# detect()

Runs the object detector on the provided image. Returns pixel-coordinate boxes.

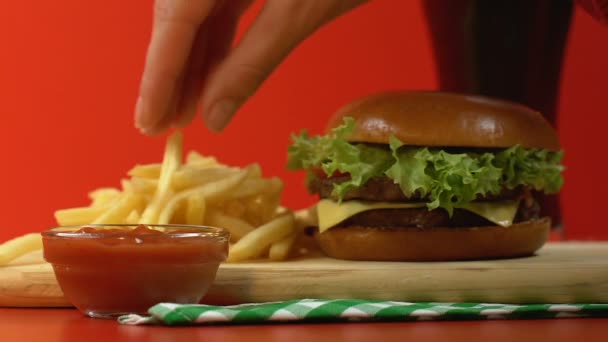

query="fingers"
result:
[135,0,218,134]
[198,3,303,132]
[171,25,211,129]
[137,0,369,134]
[173,0,254,129]
[199,1,369,132]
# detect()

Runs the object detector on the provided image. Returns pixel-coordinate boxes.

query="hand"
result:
[135,0,368,134]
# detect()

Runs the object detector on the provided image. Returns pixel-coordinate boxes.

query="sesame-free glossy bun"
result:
[314,218,551,261]
[325,91,560,150]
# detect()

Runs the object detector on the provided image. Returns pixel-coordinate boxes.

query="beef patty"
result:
[309,175,539,229]
[339,200,539,229]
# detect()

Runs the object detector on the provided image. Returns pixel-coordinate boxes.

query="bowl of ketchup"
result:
[41,224,229,318]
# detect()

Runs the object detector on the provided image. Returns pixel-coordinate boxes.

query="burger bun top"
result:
[325,91,560,150]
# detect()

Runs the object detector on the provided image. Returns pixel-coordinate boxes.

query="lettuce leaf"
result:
[288,118,394,200]
[287,118,565,214]
[387,137,504,214]
[494,146,564,193]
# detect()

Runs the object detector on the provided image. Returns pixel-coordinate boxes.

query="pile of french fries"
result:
[0,132,321,266]
[50,131,298,262]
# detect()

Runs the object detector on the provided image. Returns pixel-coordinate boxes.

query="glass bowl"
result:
[41,224,229,318]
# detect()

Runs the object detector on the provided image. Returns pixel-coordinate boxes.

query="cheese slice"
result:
[317,200,425,233]
[317,199,520,233]
[464,201,520,228]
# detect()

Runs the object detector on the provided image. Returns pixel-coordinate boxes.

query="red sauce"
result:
[42,224,229,318]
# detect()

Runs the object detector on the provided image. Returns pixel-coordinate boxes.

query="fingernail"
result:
[134,97,158,135]
[138,126,155,135]
[134,97,147,131]
[205,100,237,132]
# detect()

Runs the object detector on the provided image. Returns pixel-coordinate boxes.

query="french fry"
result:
[157,132,183,193]
[128,163,161,179]
[269,234,297,261]
[206,210,255,240]
[249,178,283,223]
[228,177,282,199]
[139,132,182,224]
[170,200,188,224]
[125,210,141,224]
[121,179,132,193]
[0,233,43,265]
[185,194,206,225]
[261,194,282,223]
[88,188,120,207]
[190,168,250,201]
[228,212,295,262]
[130,177,158,195]
[223,200,247,219]
[186,151,223,168]
[93,193,145,224]
[158,170,248,224]
[172,167,239,191]
[243,194,282,227]
[247,163,262,179]
[55,206,109,226]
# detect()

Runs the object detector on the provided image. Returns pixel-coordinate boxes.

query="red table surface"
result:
[1,308,606,342]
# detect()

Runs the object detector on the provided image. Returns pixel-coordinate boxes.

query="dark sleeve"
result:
[577,0,608,24]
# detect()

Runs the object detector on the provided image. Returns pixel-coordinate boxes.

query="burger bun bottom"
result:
[314,218,551,261]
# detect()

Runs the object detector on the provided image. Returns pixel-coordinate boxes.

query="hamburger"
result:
[287,91,564,261]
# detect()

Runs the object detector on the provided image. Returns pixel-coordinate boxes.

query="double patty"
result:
[308,176,539,228]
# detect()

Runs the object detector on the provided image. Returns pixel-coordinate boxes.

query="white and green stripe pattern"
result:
[118,300,608,325]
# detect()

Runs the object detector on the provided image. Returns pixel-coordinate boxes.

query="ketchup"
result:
[42,224,229,318]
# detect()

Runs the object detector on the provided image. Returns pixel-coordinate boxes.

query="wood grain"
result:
[1,243,607,307]
[0,251,69,307]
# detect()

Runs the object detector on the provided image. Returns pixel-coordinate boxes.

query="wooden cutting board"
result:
[1,242,607,307]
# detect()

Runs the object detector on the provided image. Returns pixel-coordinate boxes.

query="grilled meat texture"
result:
[339,199,539,229]
[309,175,539,229]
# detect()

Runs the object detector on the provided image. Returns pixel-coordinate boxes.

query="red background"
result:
[0,1,606,241]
